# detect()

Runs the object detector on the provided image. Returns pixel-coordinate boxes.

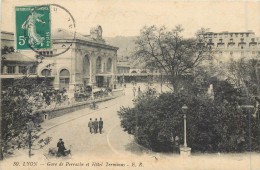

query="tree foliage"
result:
[118,82,260,153]
[1,46,14,56]
[133,25,212,91]
[211,58,258,96]
[1,77,67,158]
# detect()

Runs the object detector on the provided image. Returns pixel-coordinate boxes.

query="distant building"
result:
[1,31,38,89]
[1,52,37,89]
[202,31,260,62]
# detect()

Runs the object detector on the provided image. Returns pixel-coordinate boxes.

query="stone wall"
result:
[34,93,121,122]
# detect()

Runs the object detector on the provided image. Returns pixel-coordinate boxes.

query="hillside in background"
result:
[105,36,137,60]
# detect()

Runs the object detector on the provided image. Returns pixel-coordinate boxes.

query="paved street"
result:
[38,84,138,158]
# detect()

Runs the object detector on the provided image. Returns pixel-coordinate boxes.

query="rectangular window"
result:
[240,33,244,37]
[7,66,15,74]
[19,66,27,73]
[29,66,36,74]
[214,34,217,38]
[251,38,255,42]
[230,39,233,42]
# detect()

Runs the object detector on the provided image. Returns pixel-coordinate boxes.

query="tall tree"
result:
[0,55,65,160]
[133,25,212,92]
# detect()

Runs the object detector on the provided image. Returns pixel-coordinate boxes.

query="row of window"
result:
[204,33,251,38]
[2,65,36,74]
[218,51,260,56]
[41,69,70,77]
[209,38,256,43]
[118,68,130,74]
[216,44,257,49]
[38,51,54,56]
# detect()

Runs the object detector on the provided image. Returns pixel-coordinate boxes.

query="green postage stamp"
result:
[15,5,51,50]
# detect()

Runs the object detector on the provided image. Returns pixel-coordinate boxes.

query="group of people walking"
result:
[133,86,141,97]
[88,118,103,134]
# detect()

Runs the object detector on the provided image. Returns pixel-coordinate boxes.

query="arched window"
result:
[41,69,51,76]
[141,70,147,73]
[107,58,112,72]
[60,69,70,77]
[59,69,70,90]
[96,56,102,73]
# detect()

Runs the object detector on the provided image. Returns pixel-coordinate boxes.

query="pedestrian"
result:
[88,118,93,134]
[132,87,136,97]
[57,138,66,156]
[92,99,96,110]
[138,86,141,96]
[93,118,98,134]
[98,118,103,134]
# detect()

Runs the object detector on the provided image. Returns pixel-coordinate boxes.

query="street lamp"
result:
[181,104,188,147]
[180,104,191,156]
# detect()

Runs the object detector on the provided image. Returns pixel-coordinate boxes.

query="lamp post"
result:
[180,104,191,156]
[182,104,188,147]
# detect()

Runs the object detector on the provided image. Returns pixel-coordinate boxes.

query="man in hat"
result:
[88,118,93,134]
[57,138,66,156]
[93,118,99,134]
[98,118,103,134]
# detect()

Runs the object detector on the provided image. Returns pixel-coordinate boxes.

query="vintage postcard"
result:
[1,0,260,170]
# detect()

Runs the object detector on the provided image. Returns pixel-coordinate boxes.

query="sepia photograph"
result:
[1,0,260,170]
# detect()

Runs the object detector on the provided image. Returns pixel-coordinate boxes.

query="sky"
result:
[1,0,260,38]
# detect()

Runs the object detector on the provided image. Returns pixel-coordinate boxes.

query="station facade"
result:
[36,25,119,91]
